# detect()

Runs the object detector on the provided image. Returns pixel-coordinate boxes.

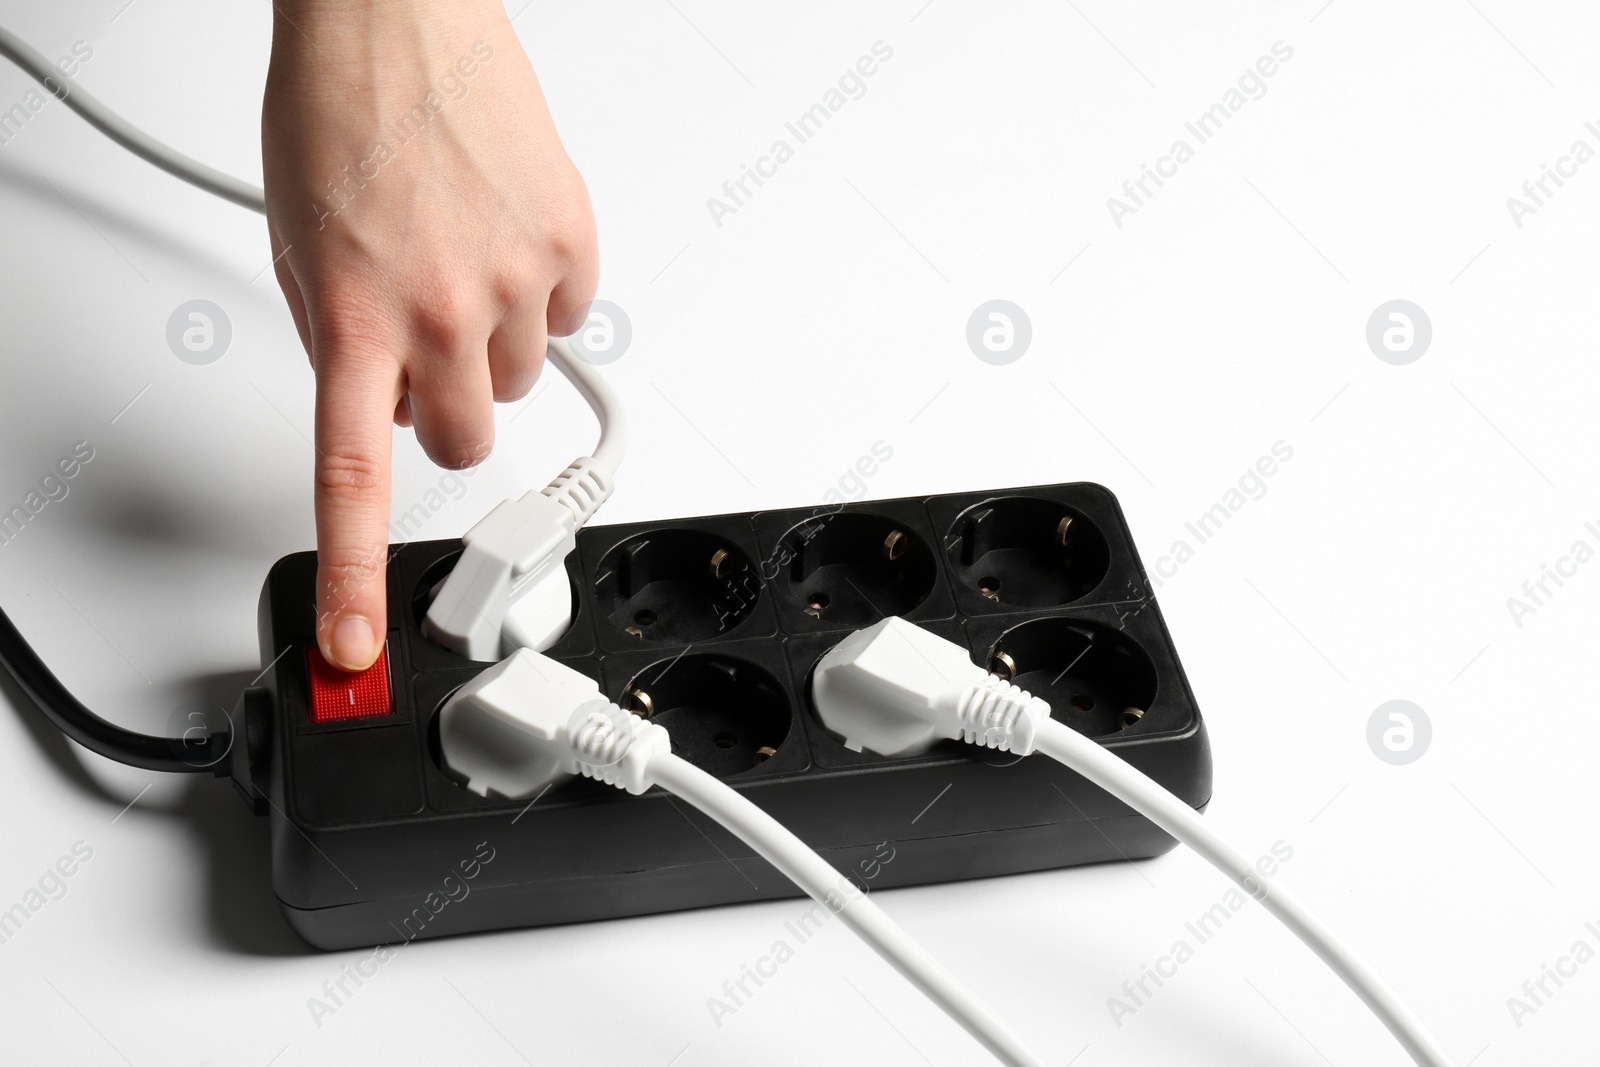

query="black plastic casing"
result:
[247,482,1211,950]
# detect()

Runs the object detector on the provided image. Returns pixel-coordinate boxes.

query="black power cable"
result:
[0,607,230,774]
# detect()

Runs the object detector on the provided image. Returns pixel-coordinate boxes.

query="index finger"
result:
[312,348,401,672]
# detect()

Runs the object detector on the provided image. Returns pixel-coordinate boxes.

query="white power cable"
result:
[649,753,1048,1067]
[0,26,265,211]
[441,649,1051,1067]
[545,336,629,477]
[813,617,1458,1067]
[0,25,627,657]
[1030,716,1453,1067]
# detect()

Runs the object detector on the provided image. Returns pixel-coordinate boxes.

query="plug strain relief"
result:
[543,457,614,528]
[956,676,1044,754]
[570,701,669,794]
[571,703,632,767]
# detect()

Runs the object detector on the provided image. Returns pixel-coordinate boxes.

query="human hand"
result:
[261,0,597,671]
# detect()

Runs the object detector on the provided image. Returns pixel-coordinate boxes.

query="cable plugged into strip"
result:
[421,335,629,659]
[812,617,1458,1067]
[439,649,1050,1067]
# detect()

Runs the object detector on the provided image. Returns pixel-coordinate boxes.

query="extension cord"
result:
[234,482,1207,947]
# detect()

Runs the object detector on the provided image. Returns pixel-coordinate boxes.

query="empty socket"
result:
[594,530,760,642]
[623,654,791,778]
[987,616,1156,737]
[946,497,1109,607]
[774,513,937,627]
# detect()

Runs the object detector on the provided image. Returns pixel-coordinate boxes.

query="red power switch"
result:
[306,645,392,724]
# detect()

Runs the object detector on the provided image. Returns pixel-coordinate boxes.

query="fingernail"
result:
[329,616,378,671]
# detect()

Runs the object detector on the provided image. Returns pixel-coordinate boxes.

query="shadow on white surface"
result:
[0,664,311,957]
[0,155,252,285]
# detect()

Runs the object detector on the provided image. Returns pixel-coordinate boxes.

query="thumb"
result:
[312,349,399,672]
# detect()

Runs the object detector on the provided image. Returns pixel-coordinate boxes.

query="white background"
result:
[0,1,1595,1064]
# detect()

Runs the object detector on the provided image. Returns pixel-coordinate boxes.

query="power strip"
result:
[228,481,1211,951]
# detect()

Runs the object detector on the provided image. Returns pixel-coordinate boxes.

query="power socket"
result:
[231,482,1212,950]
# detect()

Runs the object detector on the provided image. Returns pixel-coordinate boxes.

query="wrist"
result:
[272,0,500,21]
[269,0,505,60]
[266,0,509,111]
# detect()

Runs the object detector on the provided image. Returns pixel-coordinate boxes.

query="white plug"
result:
[439,648,670,799]
[812,617,1050,758]
[423,455,614,661]
[423,334,627,661]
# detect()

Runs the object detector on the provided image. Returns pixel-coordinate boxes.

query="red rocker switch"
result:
[306,645,392,724]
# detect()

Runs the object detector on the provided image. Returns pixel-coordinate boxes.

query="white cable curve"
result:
[0,26,266,213]
[545,336,628,479]
[645,751,1049,1067]
[1033,717,1454,1067]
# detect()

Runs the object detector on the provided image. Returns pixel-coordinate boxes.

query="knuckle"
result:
[496,263,548,311]
[316,448,386,499]
[408,274,477,351]
[310,295,393,367]
[541,223,581,268]
[548,293,592,337]
[531,179,595,272]
[541,209,592,269]
[313,280,384,331]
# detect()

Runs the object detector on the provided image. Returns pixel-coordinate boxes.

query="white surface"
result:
[0,1,1593,1065]
[1027,719,1456,1067]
